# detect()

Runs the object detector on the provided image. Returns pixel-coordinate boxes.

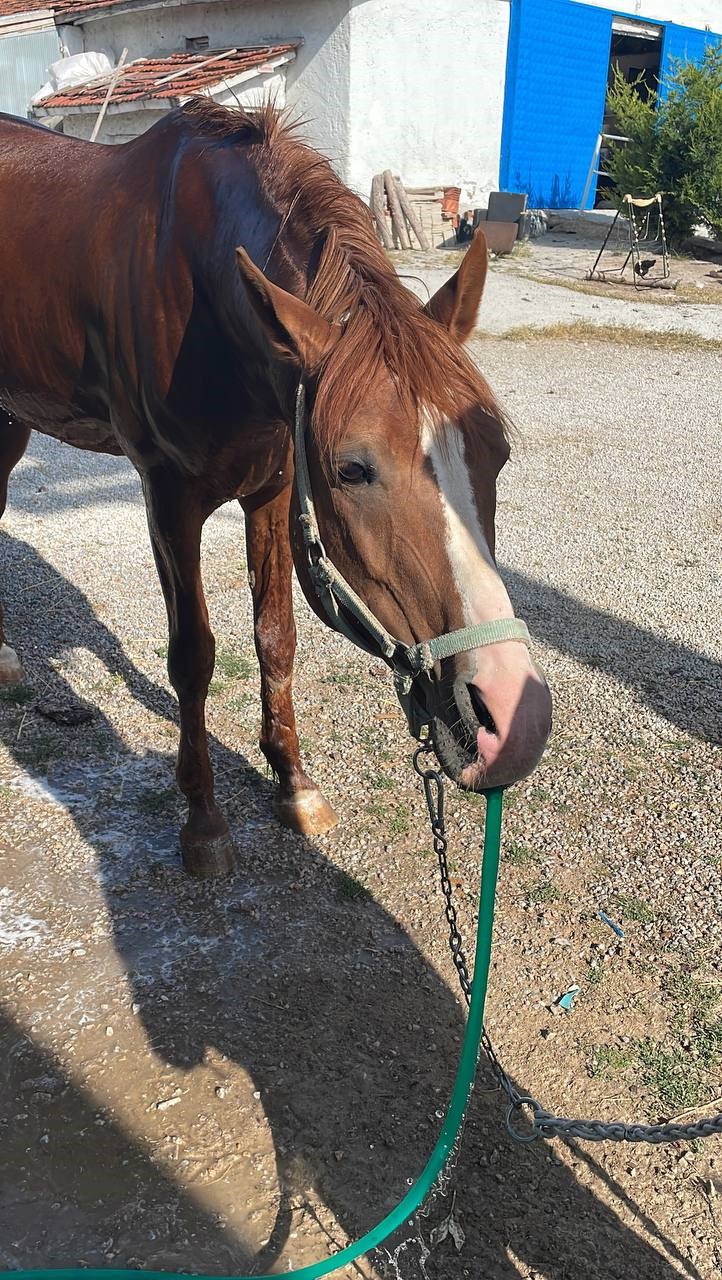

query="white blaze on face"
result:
[420,415,514,626]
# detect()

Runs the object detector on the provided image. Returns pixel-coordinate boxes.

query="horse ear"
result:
[423,227,488,343]
[236,247,340,369]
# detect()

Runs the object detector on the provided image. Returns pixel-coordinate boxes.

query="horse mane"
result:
[179,98,510,453]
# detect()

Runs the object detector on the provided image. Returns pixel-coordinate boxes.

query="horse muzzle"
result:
[431,640,552,790]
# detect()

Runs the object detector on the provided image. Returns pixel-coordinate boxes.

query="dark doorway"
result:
[596,17,663,205]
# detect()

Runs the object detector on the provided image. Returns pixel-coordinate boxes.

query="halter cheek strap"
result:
[292,382,530,730]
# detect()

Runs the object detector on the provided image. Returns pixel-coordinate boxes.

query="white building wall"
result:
[346,0,509,206]
[62,106,166,141]
[575,0,722,30]
[73,0,352,175]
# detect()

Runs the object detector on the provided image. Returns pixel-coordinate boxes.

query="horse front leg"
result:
[244,487,338,836]
[143,469,235,877]
[0,412,30,685]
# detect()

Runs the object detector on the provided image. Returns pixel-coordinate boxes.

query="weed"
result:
[504,840,540,867]
[587,963,604,987]
[337,871,372,903]
[589,1044,635,1078]
[636,1039,704,1113]
[215,649,254,681]
[0,683,34,706]
[19,734,58,771]
[528,880,561,906]
[664,967,720,1028]
[389,804,411,837]
[207,680,225,698]
[155,642,168,660]
[94,673,124,695]
[526,786,552,813]
[368,773,395,791]
[615,894,654,924]
[322,670,365,689]
[228,692,255,715]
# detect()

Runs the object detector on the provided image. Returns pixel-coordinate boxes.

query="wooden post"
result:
[394,177,431,250]
[370,173,393,250]
[383,169,411,250]
[90,47,128,142]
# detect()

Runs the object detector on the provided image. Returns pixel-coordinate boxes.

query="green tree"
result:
[606,45,722,245]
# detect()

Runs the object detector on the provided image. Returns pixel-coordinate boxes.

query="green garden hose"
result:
[3,787,505,1280]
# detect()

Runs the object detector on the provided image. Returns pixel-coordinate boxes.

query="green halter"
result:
[292,383,530,731]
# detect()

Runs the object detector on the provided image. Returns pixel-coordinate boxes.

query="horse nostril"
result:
[467,684,497,736]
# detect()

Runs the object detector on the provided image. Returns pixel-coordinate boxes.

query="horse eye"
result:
[337,460,370,485]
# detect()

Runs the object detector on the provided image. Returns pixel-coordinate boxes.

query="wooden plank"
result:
[90,47,128,142]
[383,169,410,250]
[370,174,393,250]
[153,47,237,87]
[394,177,431,250]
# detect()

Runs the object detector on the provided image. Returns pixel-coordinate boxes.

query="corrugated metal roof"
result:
[38,44,298,110]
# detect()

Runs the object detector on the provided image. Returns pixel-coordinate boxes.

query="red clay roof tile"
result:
[37,44,298,110]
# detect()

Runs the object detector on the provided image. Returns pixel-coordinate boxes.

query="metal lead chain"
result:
[413,741,524,1120]
[413,738,722,1147]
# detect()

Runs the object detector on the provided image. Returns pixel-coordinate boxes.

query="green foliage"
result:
[0,683,34,705]
[605,47,722,244]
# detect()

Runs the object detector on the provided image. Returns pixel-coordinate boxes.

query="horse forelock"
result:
[177,97,511,455]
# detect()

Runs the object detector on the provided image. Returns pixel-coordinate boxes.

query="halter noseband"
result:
[292,382,530,733]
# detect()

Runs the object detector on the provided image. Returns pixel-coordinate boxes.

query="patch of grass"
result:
[228,691,256,715]
[664,968,720,1029]
[155,642,168,660]
[528,880,561,906]
[336,871,372,903]
[636,1039,705,1113]
[595,964,722,1113]
[207,679,226,698]
[496,320,722,354]
[322,669,365,689]
[368,800,389,820]
[0,683,34,706]
[389,803,411,837]
[18,734,59,771]
[368,773,395,792]
[614,894,654,925]
[587,963,604,987]
[504,840,540,868]
[525,785,552,813]
[589,1044,636,1078]
[94,673,124,695]
[215,649,254,681]
[136,786,177,816]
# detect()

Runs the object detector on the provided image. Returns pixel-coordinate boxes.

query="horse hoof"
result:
[180,814,236,878]
[277,789,339,837]
[0,644,24,686]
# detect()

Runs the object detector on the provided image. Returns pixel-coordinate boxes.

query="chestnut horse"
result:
[0,102,551,877]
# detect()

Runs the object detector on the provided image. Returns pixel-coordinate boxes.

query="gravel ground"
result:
[0,274,720,1279]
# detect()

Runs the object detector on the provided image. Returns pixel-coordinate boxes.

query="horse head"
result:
[236,231,551,790]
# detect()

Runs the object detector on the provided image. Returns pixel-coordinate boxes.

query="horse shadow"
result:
[503,568,722,745]
[0,520,703,1280]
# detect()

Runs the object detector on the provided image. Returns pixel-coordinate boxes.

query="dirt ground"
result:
[501,222,722,307]
[0,326,720,1279]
